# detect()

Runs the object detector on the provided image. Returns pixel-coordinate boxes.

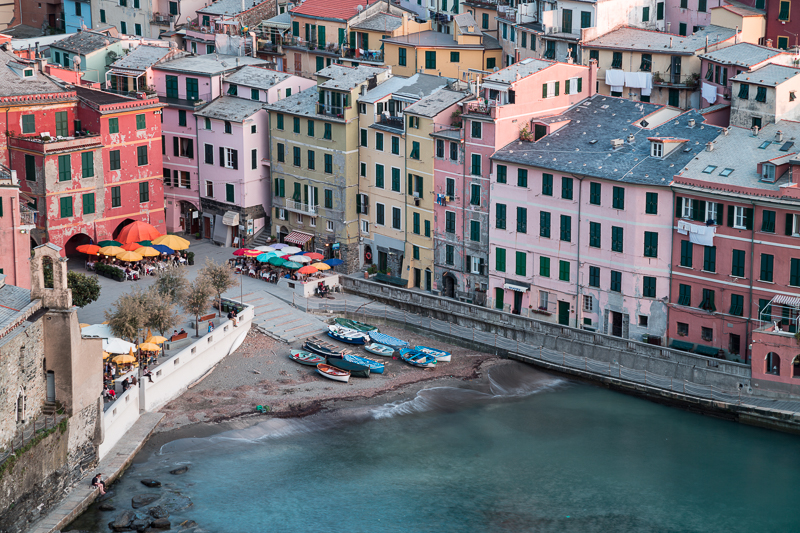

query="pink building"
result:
[434,58,596,305]
[196,66,315,246]
[153,54,268,236]
[664,0,726,37]
[0,167,35,289]
[489,98,721,342]
[669,121,800,370]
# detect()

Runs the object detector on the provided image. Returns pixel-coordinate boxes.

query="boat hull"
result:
[344,354,384,374]
[334,318,379,332]
[304,340,346,358]
[364,343,395,357]
[399,349,437,368]
[327,356,370,378]
[290,350,325,366]
[317,363,350,383]
[327,330,366,345]
[414,346,452,362]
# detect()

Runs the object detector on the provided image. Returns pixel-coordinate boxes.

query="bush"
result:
[95,264,125,282]
[186,251,195,266]
[67,271,101,307]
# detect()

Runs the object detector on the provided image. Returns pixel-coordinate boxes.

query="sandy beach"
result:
[142,323,502,455]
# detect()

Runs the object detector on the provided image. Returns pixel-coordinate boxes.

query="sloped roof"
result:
[731,64,800,86]
[290,0,382,22]
[110,45,174,71]
[316,64,387,90]
[584,25,737,54]
[404,88,469,117]
[51,30,119,55]
[699,42,784,67]
[194,96,264,121]
[224,66,292,90]
[351,12,403,32]
[198,0,268,16]
[0,50,67,97]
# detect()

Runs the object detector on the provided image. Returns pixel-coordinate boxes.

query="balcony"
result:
[653,72,701,90]
[278,198,318,216]
[317,103,346,118]
[376,113,404,130]
[151,12,175,25]
[464,100,496,118]
[543,25,581,40]
[257,40,283,54]
[343,47,384,63]
[156,91,209,108]
[284,37,341,55]
[19,205,37,228]
[497,7,517,23]
[8,133,102,155]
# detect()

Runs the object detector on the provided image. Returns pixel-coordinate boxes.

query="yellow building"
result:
[266,64,391,272]
[357,73,455,277]
[464,0,501,39]
[383,13,502,78]
[402,89,470,289]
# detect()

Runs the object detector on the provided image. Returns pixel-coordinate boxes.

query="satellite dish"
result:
[492,66,499,72]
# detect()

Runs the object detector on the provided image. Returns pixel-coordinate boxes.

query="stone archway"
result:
[442,272,456,298]
[112,218,136,239]
[63,233,93,257]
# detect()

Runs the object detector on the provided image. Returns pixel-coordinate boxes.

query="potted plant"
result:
[519,123,534,142]
[195,231,201,240]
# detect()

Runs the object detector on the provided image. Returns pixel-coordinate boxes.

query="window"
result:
[700,289,716,312]
[137,145,148,166]
[324,123,332,140]
[759,298,773,321]
[413,212,420,234]
[495,248,505,272]
[22,114,35,134]
[206,181,214,197]
[705,202,719,224]
[59,196,73,218]
[642,6,650,21]
[186,78,199,101]
[58,154,71,181]
[471,121,481,139]
[612,186,624,209]
[495,288,504,310]
[738,83,749,99]
[376,132,384,151]
[731,249,746,277]
[589,222,601,248]
[228,84,238,96]
[677,322,688,336]
[610,271,621,292]
[139,182,149,203]
[100,9,106,22]
[392,168,401,192]
[226,183,234,203]
[471,154,481,175]
[497,165,507,184]
[560,215,571,242]
[249,88,259,101]
[645,192,658,214]
[324,154,333,173]
[446,211,455,233]
[730,294,744,316]
[276,143,284,162]
[779,0,790,20]
[80,192,95,216]
[303,150,313,170]
[698,0,707,11]
[398,48,407,67]
[132,114,146,131]
[516,168,528,188]
[587,266,600,288]
[224,147,239,169]
[55,111,68,137]
[327,220,334,232]
[470,220,480,241]
[542,81,559,98]
[703,246,716,272]
[730,205,752,229]
[589,182,601,205]
[291,117,299,134]
[678,284,691,306]
[25,154,36,181]
[410,142,420,160]
[791,258,800,286]
[755,86,767,102]
[540,257,550,277]
[679,23,687,36]
[446,178,455,197]
[559,260,570,282]
[425,51,436,69]
[275,179,285,198]
[81,152,94,178]
[436,139,445,159]
[392,136,400,155]
[176,109,187,127]
[540,211,551,238]
[680,240,693,267]
[611,52,622,69]
[581,10,591,28]
[651,142,663,158]
[408,116,419,129]
[516,207,527,233]
[515,252,526,276]
[611,226,623,253]
[644,232,658,258]
[642,276,656,298]
[276,114,284,130]
[375,164,384,188]
[449,51,460,63]
[253,149,259,169]
[323,188,332,208]
[762,210,776,233]
[542,173,552,195]
[293,146,301,167]
[470,184,481,206]
[360,128,367,147]
[760,253,774,282]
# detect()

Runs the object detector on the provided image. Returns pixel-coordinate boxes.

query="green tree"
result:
[199,258,236,316]
[144,288,182,337]
[105,288,150,344]
[154,264,188,304]
[183,278,213,337]
[43,264,101,307]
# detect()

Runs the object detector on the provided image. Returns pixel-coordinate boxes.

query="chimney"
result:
[705,36,708,53]
[776,130,784,142]
[588,58,598,97]
[706,142,714,152]
[669,36,673,48]
[666,22,671,33]
[688,118,695,127]
[627,133,635,142]
[752,125,760,136]
[724,127,730,136]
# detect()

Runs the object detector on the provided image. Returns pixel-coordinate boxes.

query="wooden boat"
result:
[399,349,437,368]
[364,343,395,357]
[316,363,350,383]
[290,350,326,366]
[304,338,348,358]
[414,346,452,362]
[344,354,384,374]
[327,325,367,345]
[368,331,409,349]
[326,356,371,378]
[334,318,379,333]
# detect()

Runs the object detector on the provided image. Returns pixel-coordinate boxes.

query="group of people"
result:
[228,257,330,285]
[103,359,155,403]
[87,252,189,281]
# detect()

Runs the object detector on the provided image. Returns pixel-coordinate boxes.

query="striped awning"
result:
[771,294,800,308]
[504,283,528,292]
[284,231,313,245]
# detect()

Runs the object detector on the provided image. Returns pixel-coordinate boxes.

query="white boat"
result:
[317,363,351,383]
[364,343,395,357]
[414,346,452,362]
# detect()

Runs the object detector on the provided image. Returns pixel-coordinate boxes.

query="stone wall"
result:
[341,276,754,393]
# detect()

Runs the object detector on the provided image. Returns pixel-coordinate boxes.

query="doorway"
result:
[668,88,680,108]
[443,274,455,298]
[610,311,623,337]
[203,217,211,239]
[378,251,388,272]
[558,301,570,326]
[513,291,523,315]
[46,371,55,402]
[414,268,421,288]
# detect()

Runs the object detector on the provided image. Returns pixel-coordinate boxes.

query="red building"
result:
[1,51,165,253]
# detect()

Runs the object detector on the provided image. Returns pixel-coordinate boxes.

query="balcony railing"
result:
[283,198,318,215]
[284,37,341,54]
[151,12,175,25]
[376,113,404,130]
[317,103,346,118]
[8,133,102,154]
[257,41,282,53]
[20,205,37,227]
[156,91,210,107]
[343,48,384,62]
[497,7,517,23]
[464,101,496,117]
[653,72,701,89]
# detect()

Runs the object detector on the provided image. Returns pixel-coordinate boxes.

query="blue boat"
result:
[327,329,366,345]
[326,356,370,378]
[344,354,384,374]
[369,332,409,348]
[399,349,437,368]
[414,346,451,362]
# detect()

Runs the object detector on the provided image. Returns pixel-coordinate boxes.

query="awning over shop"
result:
[503,283,528,292]
[222,211,240,226]
[284,231,313,245]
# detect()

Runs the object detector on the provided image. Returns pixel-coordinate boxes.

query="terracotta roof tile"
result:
[290,0,381,22]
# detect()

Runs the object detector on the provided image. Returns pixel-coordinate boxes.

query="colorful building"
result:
[184,0,276,55]
[489,97,720,341]
[49,30,123,84]
[0,165,35,289]
[64,0,92,34]
[729,63,800,129]
[266,64,391,272]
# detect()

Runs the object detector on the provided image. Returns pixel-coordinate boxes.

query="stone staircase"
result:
[251,228,272,248]
[42,401,57,416]
[252,299,328,344]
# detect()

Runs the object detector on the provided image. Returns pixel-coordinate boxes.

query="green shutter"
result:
[496,248,505,272]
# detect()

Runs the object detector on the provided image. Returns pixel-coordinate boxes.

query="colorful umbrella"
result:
[80,323,91,328]
[138,342,160,351]
[98,240,121,247]
[121,242,142,251]
[283,261,302,269]
[304,252,324,260]
[281,246,302,255]
[102,351,111,360]
[152,234,190,250]
[134,246,161,257]
[297,265,318,275]
[267,256,287,266]
[146,335,168,344]
[138,240,153,246]
[324,258,343,266]
[256,252,277,262]
[233,248,258,257]
[77,244,101,255]
[271,243,288,249]
[152,244,175,255]
[111,354,136,364]
[99,245,125,256]
[117,251,143,262]
[118,221,162,244]
[288,255,311,263]
[312,262,331,270]
[254,245,275,252]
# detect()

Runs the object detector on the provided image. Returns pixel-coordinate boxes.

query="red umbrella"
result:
[298,265,318,275]
[233,248,259,256]
[76,244,101,255]
[117,221,162,244]
[304,252,324,260]
[121,242,141,251]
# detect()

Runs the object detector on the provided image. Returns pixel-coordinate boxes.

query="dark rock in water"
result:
[96,491,115,502]
[169,466,189,475]
[98,503,116,512]
[158,492,193,512]
[131,494,160,509]
[148,505,169,519]
[140,479,161,488]
[151,517,171,529]
[130,519,150,531]
[179,520,197,529]
[111,510,136,530]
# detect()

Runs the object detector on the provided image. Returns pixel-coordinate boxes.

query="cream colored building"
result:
[357,73,454,276]
[266,64,391,273]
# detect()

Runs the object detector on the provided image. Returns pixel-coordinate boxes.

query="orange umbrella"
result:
[121,242,141,251]
[117,221,162,245]
[77,244,101,255]
[298,265,318,275]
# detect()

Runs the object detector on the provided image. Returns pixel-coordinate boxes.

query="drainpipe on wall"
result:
[746,198,756,365]
[666,189,675,346]
[194,112,202,237]
[573,173,583,329]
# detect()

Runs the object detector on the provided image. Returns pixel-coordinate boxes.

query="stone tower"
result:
[30,243,72,309]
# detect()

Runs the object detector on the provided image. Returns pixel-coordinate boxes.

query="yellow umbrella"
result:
[102,351,111,359]
[312,262,332,271]
[138,342,160,351]
[80,323,91,328]
[146,335,168,344]
[100,245,125,256]
[117,251,143,262]
[152,234,190,250]
[112,354,136,364]
[134,246,160,257]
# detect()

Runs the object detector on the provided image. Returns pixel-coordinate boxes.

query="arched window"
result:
[766,352,781,376]
[792,355,800,378]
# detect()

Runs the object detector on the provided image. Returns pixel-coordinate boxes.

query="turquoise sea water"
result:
[68,363,800,533]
